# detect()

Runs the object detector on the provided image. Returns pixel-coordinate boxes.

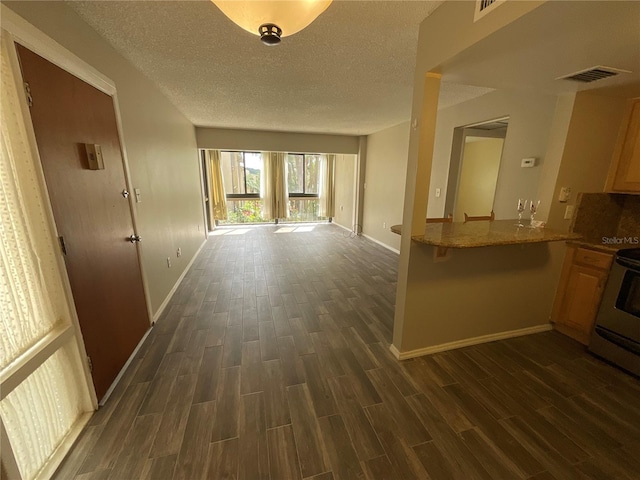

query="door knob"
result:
[128,234,142,243]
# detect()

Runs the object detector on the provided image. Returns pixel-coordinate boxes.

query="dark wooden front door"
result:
[17,45,150,400]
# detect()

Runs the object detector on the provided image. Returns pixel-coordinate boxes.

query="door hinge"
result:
[58,236,67,255]
[87,356,93,372]
[24,82,33,107]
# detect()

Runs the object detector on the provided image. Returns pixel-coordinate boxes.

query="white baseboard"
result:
[332,222,354,234]
[152,238,207,323]
[362,233,400,255]
[389,323,553,360]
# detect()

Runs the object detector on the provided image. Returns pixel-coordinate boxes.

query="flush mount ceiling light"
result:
[211,0,332,46]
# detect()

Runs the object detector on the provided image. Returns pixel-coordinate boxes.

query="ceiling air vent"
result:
[474,0,504,22]
[557,66,631,83]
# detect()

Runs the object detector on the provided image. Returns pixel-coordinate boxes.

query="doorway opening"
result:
[445,117,508,219]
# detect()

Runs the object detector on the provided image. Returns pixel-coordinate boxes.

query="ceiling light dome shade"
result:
[212,1,332,41]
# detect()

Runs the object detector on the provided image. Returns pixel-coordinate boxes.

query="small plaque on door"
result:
[84,143,105,170]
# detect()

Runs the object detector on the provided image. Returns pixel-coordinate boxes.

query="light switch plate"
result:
[134,188,142,203]
[435,188,441,198]
[564,205,574,220]
[559,187,571,202]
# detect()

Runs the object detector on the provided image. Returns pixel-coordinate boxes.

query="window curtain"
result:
[1,36,86,479]
[319,154,336,218]
[261,152,289,220]
[206,150,227,222]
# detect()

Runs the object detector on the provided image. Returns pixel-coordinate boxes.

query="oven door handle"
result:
[616,257,640,272]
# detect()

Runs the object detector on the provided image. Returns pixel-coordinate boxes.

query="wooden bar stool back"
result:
[463,211,495,222]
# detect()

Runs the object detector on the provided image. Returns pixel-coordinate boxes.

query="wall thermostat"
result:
[521,157,537,168]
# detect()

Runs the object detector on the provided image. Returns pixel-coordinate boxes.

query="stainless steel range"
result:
[589,248,640,376]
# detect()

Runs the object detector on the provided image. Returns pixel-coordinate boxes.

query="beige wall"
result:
[333,154,357,230]
[429,89,557,220]
[197,127,359,154]
[546,85,640,230]
[454,138,503,220]
[4,2,206,317]
[362,121,411,252]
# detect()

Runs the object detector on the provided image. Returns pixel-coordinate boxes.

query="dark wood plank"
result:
[310,331,345,378]
[327,376,384,462]
[238,393,269,480]
[258,321,279,361]
[140,454,176,480]
[278,335,306,386]
[444,383,544,477]
[366,368,430,446]
[207,438,239,480]
[364,403,429,480]
[267,425,302,480]
[240,340,263,395]
[204,312,228,348]
[222,324,242,368]
[287,383,329,478]
[211,366,240,442]
[192,345,222,404]
[318,414,365,480]
[179,329,207,376]
[361,455,400,480]
[459,428,526,480]
[149,374,197,458]
[107,414,160,480]
[335,348,381,407]
[405,394,490,480]
[340,327,380,371]
[80,382,150,473]
[173,401,216,480]
[413,441,459,480]
[366,343,418,396]
[403,360,475,433]
[301,354,338,418]
[262,359,291,429]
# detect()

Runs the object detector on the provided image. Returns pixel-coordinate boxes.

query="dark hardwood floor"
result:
[55,224,640,480]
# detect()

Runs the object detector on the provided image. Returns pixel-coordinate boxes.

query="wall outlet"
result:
[177,247,181,258]
[564,205,574,220]
[435,188,441,198]
[167,257,172,268]
[383,221,386,229]
[559,187,571,203]
[521,157,537,168]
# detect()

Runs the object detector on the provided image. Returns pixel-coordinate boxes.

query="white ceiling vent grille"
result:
[557,66,631,83]
[474,0,505,22]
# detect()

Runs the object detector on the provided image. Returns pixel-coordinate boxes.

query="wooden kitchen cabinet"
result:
[607,98,640,193]
[552,245,613,345]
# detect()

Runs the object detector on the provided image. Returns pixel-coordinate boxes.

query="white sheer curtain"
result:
[319,154,336,218]
[261,151,289,220]
[1,36,87,480]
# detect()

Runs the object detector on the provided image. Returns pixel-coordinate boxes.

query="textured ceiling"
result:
[66,0,478,136]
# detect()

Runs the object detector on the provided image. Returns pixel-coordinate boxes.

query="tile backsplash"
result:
[572,193,640,244]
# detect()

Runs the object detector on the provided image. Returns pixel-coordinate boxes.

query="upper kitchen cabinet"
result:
[607,98,640,193]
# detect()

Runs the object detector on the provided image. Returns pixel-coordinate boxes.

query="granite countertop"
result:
[390,224,402,235]
[410,219,581,248]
